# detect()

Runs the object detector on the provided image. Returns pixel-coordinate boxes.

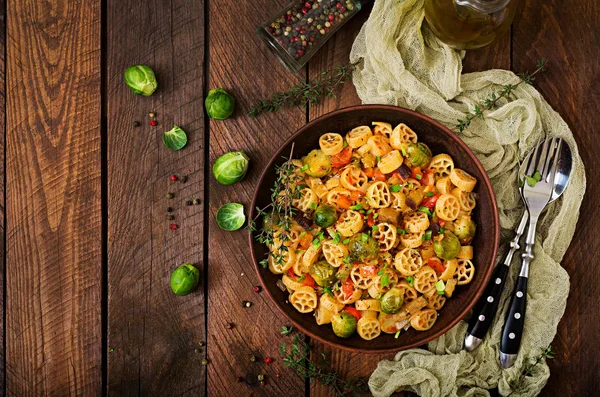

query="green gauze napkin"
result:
[349,0,587,396]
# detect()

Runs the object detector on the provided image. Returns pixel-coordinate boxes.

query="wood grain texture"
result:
[5,0,102,395]
[512,0,600,395]
[206,0,308,395]
[106,0,206,395]
[0,0,5,393]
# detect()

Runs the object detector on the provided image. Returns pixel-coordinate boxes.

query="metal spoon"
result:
[464,138,573,353]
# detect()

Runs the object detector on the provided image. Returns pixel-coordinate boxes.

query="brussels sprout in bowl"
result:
[248,105,499,353]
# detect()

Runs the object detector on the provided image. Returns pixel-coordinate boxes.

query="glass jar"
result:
[257,0,365,73]
[424,0,517,50]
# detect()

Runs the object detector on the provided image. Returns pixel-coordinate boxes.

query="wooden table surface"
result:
[0,0,597,395]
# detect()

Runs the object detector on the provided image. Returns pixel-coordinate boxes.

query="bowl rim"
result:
[248,104,500,354]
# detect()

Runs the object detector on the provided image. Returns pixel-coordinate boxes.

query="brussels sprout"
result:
[124,64,158,96]
[302,149,331,177]
[162,125,188,151]
[406,143,432,167]
[170,263,200,296]
[331,311,357,338]
[205,88,235,120]
[454,216,477,241]
[212,151,250,185]
[348,233,379,262]
[216,203,246,231]
[313,204,338,228]
[380,288,404,314]
[310,260,337,287]
[433,230,461,260]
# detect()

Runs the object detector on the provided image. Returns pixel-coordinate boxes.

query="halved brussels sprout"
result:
[205,88,235,120]
[213,151,250,185]
[303,149,331,178]
[170,263,200,296]
[380,288,404,314]
[124,64,158,96]
[331,311,357,338]
[406,143,432,167]
[433,230,461,260]
[348,234,379,262]
[454,216,476,241]
[216,203,246,231]
[313,204,338,228]
[310,260,337,287]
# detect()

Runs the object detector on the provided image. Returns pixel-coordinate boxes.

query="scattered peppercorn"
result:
[150,119,158,126]
[193,198,201,205]
[167,215,175,221]
[170,224,178,231]
[185,200,193,206]
[236,376,245,383]
[198,342,205,347]
[194,348,201,353]
[243,301,252,308]
[170,174,178,181]
[253,285,262,293]
[250,355,257,363]
[166,207,173,212]
[133,121,141,127]
[201,358,208,365]
[264,357,273,364]
[257,374,265,381]
[180,175,188,184]
[148,112,156,118]
[225,322,234,329]
[260,381,266,387]
[166,192,174,199]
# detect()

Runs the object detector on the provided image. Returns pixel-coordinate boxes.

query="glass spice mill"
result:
[257,0,369,74]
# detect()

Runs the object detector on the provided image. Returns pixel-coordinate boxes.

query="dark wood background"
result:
[0,0,597,395]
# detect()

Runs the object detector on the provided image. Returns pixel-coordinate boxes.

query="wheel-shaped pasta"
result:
[320,293,345,313]
[366,181,392,208]
[372,121,393,138]
[305,177,329,199]
[426,293,447,311]
[319,133,344,155]
[440,258,458,281]
[282,274,305,291]
[360,309,379,320]
[457,245,473,259]
[292,251,308,276]
[357,317,381,340]
[390,192,408,211]
[396,280,419,303]
[372,222,397,251]
[435,176,454,195]
[355,299,382,311]
[435,194,460,221]
[401,178,421,196]
[450,168,477,192]
[428,154,454,178]
[325,175,340,190]
[336,210,364,237]
[379,251,393,266]
[326,187,352,210]
[394,248,423,276]
[456,259,475,285]
[322,240,348,267]
[334,286,362,304]
[390,123,418,149]
[301,243,321,269]
[315,304,335,325]
[367,270,399,298]
[420,240,435,261]
[368,135,393,157]
[410,308,438,331]
[413,265,438,293]
[340,167,369,191]
[346,126,372,148]
[292,187,319,212]
[377,150,403,174]
[451,187,476,212]
[268,249,296,274]
[403,211,430,233]
[444,278,457,297]
[399,231,424,249]
[285,224,306,249]
[290,286,318,313]
[350,265,375,290]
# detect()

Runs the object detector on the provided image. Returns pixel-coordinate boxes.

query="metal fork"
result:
[499,137,563,368]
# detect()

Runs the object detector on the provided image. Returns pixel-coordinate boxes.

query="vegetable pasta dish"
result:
[256,122,478,340]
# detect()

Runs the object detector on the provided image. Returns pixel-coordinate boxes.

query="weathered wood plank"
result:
[5,0,102,394]
[512,0,600,395]
[206,0,308,395]
[0,0,6,393]
[106,0,206,394]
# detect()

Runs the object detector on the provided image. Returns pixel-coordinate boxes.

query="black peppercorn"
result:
[167,215,175,221]
[166,207,173,212]
[185,200,193,206]
[166,193,174,199]
[193,199,201,205]
[133,121,141,127]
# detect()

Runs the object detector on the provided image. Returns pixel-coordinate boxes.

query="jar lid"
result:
[455,0,511,13]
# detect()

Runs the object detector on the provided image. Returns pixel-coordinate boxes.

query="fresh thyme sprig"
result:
[457,58,547,132]
[507,346,555,396]
[248,63,356,118]
[247,144,304,269]
[280,327,368,396]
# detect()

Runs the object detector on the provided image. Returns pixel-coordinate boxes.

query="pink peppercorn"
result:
[329,13,334,21]
[170,224,178,231]
[264,357,273,364]
[150,119,158,126]
[170,174,178,181]
[254,286,262,293]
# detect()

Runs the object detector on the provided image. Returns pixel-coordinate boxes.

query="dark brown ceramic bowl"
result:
[249,105,499,353]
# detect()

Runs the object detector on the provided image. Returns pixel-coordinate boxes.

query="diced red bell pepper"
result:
[287,268,297,280]
[330,146,352,168]
[344,306,362,320]
[411,167,423,181]
[341,279,354,299]
[421,170,435,186]
[363,167,375,178]
[427,257,445,274]
[373,168,386,181]
[337,196,352,209]
[421,194,440,211]
[350,190,364,202]
[302,274,316,287]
